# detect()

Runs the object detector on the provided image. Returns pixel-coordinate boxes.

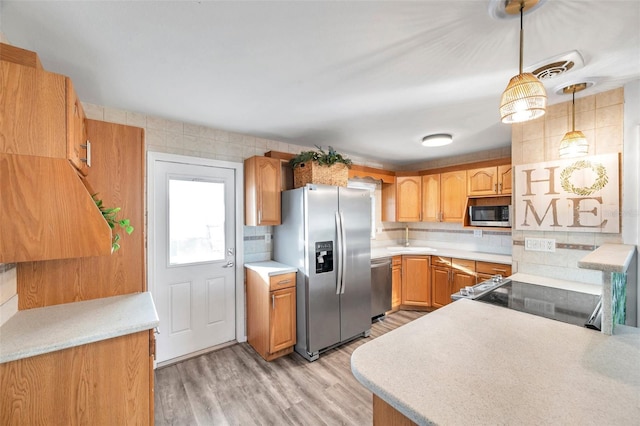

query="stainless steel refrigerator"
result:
[273,184,371,361]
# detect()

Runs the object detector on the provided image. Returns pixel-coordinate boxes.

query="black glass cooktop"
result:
[476,280,601,327]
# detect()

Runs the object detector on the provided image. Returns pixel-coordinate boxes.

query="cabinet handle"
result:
[492,268,507,273]
[277,279,292,285]
[494,183,497,192]
[80,140,91,167]
[498,183,503,193]
[272,294,275,310]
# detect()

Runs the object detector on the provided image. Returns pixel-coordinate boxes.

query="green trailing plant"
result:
[92,194,134,252]
[289,145,353,169]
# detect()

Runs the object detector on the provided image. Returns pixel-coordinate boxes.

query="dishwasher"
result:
[371,257,392,320]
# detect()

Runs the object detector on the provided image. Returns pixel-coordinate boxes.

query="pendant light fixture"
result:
[499,0,547,123]
[558,83,589,158]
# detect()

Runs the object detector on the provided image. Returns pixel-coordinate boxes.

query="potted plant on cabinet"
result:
[289,146,352,188]
[92,195,134,252]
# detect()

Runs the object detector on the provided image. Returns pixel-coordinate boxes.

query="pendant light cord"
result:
[519,2,524,74]
[571,91,576,131]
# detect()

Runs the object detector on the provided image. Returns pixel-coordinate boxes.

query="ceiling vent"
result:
[525,50,585,80]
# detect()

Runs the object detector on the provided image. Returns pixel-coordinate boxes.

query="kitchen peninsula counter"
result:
[351,298,640,425]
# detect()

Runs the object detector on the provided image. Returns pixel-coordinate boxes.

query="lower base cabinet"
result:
[391,256,402,311]
[401,255,431,309]
[476,261,512,283]
[0,331,154,425]
[246,268,296,361]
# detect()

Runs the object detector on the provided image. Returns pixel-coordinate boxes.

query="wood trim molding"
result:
[0,43,43,69]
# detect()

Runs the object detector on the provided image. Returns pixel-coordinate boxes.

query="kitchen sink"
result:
[386,246,437,252]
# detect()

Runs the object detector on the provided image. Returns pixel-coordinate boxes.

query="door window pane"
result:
[169,178,225,265]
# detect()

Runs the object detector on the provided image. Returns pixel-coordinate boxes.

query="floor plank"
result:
[154,310,425,425]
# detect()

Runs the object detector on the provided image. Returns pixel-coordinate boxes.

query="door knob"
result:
[223,261,235,268]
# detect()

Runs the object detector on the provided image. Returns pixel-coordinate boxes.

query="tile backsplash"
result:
[511,88,625,284]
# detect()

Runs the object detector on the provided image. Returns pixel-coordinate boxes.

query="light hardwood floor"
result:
[154,310,425,425]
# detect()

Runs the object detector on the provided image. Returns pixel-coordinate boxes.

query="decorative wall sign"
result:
[514,153,620,233]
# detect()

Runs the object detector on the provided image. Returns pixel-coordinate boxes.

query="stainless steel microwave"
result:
[469,205,511,227]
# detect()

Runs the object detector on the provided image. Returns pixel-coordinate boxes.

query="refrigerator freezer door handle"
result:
[339,211,347,294]
[335,211,343,295]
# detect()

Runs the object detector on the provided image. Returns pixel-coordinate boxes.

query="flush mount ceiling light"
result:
[422,134,453,147]
[558,83,590,158]
[498,0,547,124]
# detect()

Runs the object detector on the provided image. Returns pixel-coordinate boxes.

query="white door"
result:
[150,156,237,364]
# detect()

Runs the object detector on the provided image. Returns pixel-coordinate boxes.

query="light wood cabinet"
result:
[431,257,476,308]
[66,77,90,175]
[467,165,512,196]
[17,120,146,308]
[0,331,153,425]
[421,171,465,223]
[391,256,402,310]
[476,261,512,283]
[421,174,440,222]
[396,176,422,222]
[440,170,467,222]
[244,156,282,226]
[401,255,431,308]
[246,269,296,361]
[0,60,112,263]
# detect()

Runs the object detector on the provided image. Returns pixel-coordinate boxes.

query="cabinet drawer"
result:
[476,261,511,276]
[431,256,451,267]
[270,272,296,290]
[452,258,475,271]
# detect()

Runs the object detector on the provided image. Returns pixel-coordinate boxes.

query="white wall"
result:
[623,79,640,325]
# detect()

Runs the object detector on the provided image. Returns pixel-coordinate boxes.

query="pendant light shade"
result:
[499,72,547,123]
[559,131,589,158]
[558,82,589,158]
[499,0,547,124]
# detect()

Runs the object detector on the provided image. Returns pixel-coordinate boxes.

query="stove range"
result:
[452,278,602,329]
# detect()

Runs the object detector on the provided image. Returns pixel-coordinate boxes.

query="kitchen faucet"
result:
[404,223,410,247]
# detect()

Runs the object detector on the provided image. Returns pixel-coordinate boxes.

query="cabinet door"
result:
[440,170,466,222]
[396,176,421,222]
[391,256,402,309]
[66,77,89,175]
[421,174,440,222]
[0,332,151,425]
[431,265,451,308]
[476,272,493,284]
[401,256,431,307]
[270,287,296,353]
[452,271,476,294]
[0,61,66,158]
[245,156,281,226]
[498,165,512,195]
[467,166,498,196]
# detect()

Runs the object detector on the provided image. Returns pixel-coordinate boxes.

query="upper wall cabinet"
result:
[396,176,421,222]
[245,156,281,226]
[66,78,90,175]
[0,60,111,263]
[422,171,466,223]
[467,165,512,196]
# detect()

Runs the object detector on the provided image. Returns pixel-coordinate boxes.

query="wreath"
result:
[560,160,609,196]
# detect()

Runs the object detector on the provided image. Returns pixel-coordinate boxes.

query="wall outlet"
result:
[524,237,556,252]
[264,233,272,243]
[473,229,483,238]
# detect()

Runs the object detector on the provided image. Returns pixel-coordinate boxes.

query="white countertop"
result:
[0,292,159,364]
[578,243,637,273]
[351,299,640,425]
[371,246,511,264]
[244,260,298,282]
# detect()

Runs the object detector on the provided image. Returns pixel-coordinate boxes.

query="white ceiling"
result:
[2,1,639,166]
